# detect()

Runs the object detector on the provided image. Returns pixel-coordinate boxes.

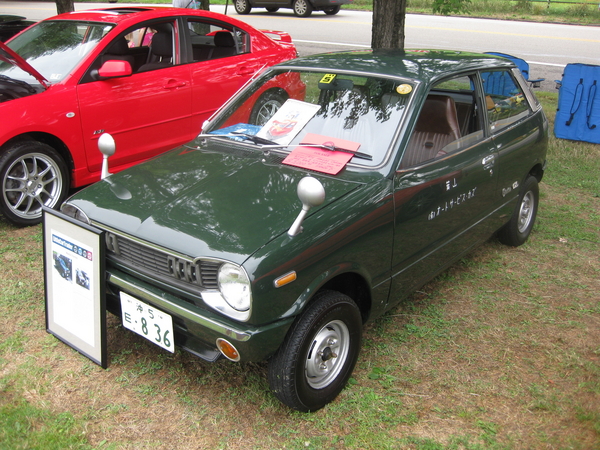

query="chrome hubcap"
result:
[305,320,350,389]
[517,191,534,233]
[3,153,62,219]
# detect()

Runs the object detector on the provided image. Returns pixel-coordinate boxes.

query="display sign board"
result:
[256,99,320,145]
[43,208,107,368]
[282,133,361,175]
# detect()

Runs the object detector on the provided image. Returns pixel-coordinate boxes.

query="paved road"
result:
[2,1,599,90]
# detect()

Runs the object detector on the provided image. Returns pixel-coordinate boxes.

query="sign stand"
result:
[43,208,107,368]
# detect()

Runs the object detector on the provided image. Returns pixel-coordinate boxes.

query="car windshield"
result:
[0,20,114,84]
[203,69,415,168]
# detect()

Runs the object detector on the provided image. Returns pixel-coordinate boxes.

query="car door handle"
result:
[482,155,495,165]
[482,154,495,172]
[236,67,255,76]
[163,80,187,89]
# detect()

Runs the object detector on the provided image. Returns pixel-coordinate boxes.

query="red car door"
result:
[76,23,193,175]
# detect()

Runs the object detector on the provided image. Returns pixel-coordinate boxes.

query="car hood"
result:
[68,144,364,265]
[0,41,49,88]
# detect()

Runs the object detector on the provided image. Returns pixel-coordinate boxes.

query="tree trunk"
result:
[200,0,210,10]
[55,0,75,14]
[371,0,406,50]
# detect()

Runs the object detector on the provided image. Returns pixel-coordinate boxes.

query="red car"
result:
[0,6,296,226]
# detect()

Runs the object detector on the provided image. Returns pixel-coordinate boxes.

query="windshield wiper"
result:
[299,142,373,161]
[230,132,279,146]
[198,132,278,146]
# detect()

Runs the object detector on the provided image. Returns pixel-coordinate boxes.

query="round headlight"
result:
[218,263,251,312]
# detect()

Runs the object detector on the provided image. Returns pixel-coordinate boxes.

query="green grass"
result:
[0,397,90,450]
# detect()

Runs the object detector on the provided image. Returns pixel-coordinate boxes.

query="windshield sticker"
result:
[256,99,320,145]
[319,74,337,84]
[283,134,361,175]
[396,84,413,95]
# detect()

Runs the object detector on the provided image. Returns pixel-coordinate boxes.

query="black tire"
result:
[323,5,340,14]
[0,141,69,227]
[293,0,313,17]
[268,290,362,412]
[497,175,539,247]
[234,0,252,14]
[249,90,288,126]
[266,7,279,12]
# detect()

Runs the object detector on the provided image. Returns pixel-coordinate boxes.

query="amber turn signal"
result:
[273,271,297,288]
[216,338,240,362]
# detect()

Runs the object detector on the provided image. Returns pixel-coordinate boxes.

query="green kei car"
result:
[58,50,548,411]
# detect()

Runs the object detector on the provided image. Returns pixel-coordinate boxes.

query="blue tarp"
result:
[554,63,600,144]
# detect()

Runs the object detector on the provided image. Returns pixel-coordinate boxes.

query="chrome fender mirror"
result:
[98,133,116,180]
[288,176,326,237]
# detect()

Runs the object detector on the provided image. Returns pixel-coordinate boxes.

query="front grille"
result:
[105,231,220,290]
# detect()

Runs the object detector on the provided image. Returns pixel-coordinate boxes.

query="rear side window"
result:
[481,70,531,132]
[186,20,248,62]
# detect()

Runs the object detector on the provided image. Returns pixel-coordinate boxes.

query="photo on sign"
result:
[76,269,90,290]
[256,99,320,145]
[53,252,72,282]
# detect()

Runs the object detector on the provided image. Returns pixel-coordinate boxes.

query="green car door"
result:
[389,72,500,302]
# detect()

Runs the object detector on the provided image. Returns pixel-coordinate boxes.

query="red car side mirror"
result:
[96,60,132,79]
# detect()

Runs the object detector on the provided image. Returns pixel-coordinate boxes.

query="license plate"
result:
[120,292,174,353]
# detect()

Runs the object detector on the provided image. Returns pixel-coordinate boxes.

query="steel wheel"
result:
[497,175,539,247]
[304,319,350,389]
[0,142,69,226]
[268,290,362,412]
[517,190,535,233]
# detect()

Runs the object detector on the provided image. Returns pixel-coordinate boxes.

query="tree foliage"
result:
[432,0,471,15]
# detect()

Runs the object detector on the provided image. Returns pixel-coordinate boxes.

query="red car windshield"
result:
[0,20,114,84]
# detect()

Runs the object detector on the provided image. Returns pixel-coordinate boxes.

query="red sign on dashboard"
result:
[282,133,361,175]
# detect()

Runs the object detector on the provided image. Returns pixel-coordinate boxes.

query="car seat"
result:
[100,37,135,67]
[137,31,173,72]
[210,31,237,59]
[401,95,461,168]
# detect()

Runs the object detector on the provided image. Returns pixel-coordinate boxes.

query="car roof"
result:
[277,49,515,84]
[44,6,250,28]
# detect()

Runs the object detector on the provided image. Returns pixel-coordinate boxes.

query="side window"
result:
[481,69,531,132]
[133,21,177,72]
[401,74,483,168]
[186,19,247,62]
